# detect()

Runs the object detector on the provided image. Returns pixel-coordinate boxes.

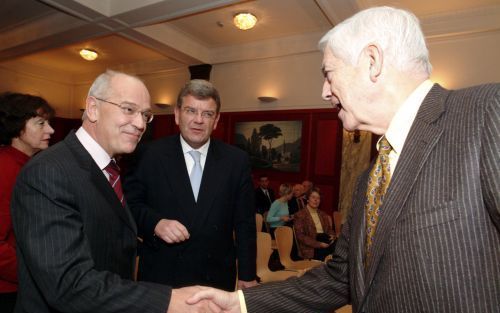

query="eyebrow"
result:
[321,66,327,77]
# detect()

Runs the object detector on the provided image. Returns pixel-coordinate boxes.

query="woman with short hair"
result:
[0,92,55,313]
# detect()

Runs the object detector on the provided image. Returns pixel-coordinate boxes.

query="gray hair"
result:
[319,6,432,77]
[87,69,144,99]
[176,79,221,112]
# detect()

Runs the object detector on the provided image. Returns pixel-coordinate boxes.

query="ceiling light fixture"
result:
[233,12,257,30]
[79,48,98,61]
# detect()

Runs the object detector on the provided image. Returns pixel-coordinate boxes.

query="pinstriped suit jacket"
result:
[11,132,171,313]
[243,83,500,313]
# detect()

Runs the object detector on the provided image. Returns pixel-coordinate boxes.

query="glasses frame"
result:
[94,97,154,123]
[181,106,217,120]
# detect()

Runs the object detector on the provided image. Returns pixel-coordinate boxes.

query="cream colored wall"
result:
[429,30,500,88]
[212,52,329,112]
[0,66,75,117]
[1,30,499,118]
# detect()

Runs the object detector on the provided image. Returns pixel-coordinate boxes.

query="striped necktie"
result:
[105,160,125,206]
[364,136,392,267]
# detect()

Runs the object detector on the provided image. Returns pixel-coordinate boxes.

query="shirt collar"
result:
[384,80,434,154]
[75,127,112,170]
[179,135,210,156]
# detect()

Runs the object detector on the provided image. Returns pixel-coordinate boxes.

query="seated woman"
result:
[293,189,336,261]
[266,183,293,238]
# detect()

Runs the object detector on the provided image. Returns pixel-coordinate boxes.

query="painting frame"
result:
[234,119,303,172]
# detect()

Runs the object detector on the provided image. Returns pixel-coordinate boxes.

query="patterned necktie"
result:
[105,160,125,206]
[188,150,202,201]
[364,136,392,267]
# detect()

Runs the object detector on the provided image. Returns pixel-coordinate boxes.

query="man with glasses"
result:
[124,79,257,291]
[11,70,211,313]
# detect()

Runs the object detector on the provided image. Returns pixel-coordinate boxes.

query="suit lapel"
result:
[189,140,225,233]
[351,169,370,304]
[158,136,197,229]
[363,84,449,294]
[64,132,137,234]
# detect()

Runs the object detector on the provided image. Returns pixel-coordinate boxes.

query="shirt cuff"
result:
[238,290,248,313]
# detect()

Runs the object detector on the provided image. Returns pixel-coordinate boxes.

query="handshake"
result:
[167,285,242,313]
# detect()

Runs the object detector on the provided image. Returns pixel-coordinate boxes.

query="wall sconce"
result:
[155,103,171,109]
[258,96,278,103]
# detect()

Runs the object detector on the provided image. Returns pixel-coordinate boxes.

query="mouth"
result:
[123,132,141,140]
[190,127,203,134]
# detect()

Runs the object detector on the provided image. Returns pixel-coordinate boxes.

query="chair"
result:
[262,211,271,233]
[333,211,342,236]
[335,305,352,313]
[262,211,277,249]
[274,226,323,271]
[256,231,300,283]
[255,213,263,232]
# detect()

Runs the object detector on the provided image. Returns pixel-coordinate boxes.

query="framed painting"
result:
[234,120,302,172]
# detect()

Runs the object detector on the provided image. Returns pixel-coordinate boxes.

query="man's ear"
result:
[85,96,99,122]
[174,105,180,126]
[364,44,383,82]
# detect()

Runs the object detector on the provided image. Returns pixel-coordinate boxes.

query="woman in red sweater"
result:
[0,92,54,312]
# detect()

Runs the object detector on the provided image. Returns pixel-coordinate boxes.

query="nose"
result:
[322,79,332,101]
[131,112,146,132]
[193,111,204,123]
[45,123,55,135]
[322,79,339,108]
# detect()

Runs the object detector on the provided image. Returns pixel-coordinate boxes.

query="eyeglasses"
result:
[182,107,217,120]
[94,97,154,123]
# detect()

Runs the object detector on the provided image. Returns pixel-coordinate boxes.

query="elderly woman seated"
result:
[293,189,336,261]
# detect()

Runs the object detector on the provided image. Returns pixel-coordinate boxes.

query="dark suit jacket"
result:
[10,132,170,313]
[124,135,256,291]
[243,84,500,312]
[293,208,334,259]
[287,196,305,215]
[254,187,275,214]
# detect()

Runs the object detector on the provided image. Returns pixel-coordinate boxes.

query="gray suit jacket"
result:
[11,132,170,313]
[243,83,500,313]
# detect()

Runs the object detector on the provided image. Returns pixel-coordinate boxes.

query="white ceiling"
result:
[1,0,499,82]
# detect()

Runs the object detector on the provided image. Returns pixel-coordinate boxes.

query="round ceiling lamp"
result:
[79,48,98,61]
[233,12,257,30]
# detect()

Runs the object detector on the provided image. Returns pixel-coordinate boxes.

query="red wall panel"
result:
[50,108,343,215]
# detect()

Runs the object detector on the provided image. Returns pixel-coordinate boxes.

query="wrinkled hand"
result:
[237,279,258,289]
[167,286,215,313]
[155,219,190,243]
[187,287,241,313]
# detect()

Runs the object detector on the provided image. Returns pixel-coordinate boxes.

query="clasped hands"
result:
[167,285,241,313]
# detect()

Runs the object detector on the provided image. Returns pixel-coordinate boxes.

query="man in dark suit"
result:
[11,70,209,313]
[124,80,257,291]
[187,6,500,313]
[254,175,275,214]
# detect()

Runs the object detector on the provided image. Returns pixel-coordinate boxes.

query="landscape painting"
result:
[234,120,302,172]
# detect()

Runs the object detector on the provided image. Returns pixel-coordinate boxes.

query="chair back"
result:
[255,213,263,232]
[274,226,294,266]
[256,231,300,283]
[256,231,273,278]
[333,211,342,236]
[262,211,271,233]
